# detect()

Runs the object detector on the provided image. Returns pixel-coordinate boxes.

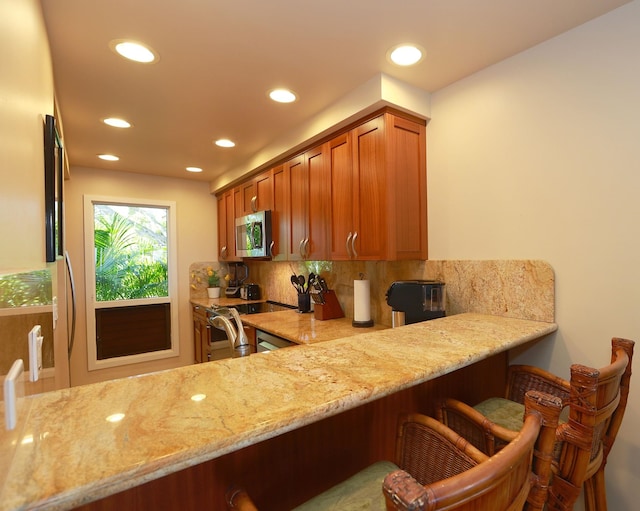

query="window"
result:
[84,196,179,370]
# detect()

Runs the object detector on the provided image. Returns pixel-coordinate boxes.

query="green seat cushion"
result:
[474,397,526,431]
[293,460,399,511]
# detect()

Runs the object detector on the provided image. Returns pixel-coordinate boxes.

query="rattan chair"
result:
[226,390,562,511]
[436,337,634,511]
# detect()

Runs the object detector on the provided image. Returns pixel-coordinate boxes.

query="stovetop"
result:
[209,301,296,317]
[235,301,297,314]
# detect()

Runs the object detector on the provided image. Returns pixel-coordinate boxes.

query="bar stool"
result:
[227,390,562,511]
[436,338,634,511]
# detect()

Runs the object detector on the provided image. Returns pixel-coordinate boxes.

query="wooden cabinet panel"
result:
[192,305,209,364]
[217,189,239,261]
[385,113,427,260]
[328,133,354,260]
[286,155,307,260]
[254,170,273,212]
[240,181,256,215]
[271,164,289,260]
[351,115,386,260]
[305,144,328,260]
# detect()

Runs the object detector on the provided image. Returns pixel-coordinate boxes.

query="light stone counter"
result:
[0,313,557,511]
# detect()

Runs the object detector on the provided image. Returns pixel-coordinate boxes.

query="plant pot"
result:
[207,287,221,299]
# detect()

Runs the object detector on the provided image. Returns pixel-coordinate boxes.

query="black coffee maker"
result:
[385,280,446,327]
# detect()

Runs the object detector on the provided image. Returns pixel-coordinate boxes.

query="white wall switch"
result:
[4,359,24,430]
[28,325,43,382]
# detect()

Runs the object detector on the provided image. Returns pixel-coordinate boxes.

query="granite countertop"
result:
[0,313,557,511]
[191,297,388,344]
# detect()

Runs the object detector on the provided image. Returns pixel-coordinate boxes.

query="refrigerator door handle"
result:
[65,250,77,358]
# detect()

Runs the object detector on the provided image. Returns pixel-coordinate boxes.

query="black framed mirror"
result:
[44,114,64,262]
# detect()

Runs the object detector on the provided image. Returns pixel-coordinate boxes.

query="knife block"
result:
[313,290,345,321]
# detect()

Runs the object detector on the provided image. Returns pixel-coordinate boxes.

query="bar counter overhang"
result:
[0,313,557,511]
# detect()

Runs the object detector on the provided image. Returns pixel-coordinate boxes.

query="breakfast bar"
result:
[0,313,557,511]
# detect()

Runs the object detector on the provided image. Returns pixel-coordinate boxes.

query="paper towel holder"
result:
[353,273,374,328]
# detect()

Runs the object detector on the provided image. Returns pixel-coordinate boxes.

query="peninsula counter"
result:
[0,313,557,511]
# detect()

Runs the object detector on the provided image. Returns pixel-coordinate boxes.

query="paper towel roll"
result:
[353,279,373,327]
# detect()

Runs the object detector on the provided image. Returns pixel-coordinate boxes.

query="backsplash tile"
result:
[190,260,554,326]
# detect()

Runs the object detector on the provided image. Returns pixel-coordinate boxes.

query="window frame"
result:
[83,195,179,370]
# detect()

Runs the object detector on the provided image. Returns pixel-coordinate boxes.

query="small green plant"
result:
[207,267,220,287]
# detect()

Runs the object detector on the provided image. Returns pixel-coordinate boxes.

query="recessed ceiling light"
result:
[98,154,119,161]
[110,40,158,63]
[268,88,297,103]
[186,166,203,173]
[103,117,131,128]
[388,44,424,66]
[215,139,235,148]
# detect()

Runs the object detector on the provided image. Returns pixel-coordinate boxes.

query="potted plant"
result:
[207,267,221,298]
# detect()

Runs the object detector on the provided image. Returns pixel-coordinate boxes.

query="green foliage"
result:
[94,206,168,301]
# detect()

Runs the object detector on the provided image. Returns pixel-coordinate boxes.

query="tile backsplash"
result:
[190,259,554,326]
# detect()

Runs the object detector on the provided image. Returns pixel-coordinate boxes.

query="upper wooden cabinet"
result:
[329,112,427,260]
[215,108,427,262]
[238,170,273,215]
[285,146,329,260]
[217,189,240,261]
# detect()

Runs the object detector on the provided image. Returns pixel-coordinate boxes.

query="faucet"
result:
[209,307,250,357]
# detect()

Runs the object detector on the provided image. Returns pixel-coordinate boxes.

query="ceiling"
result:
[41,0,630,185]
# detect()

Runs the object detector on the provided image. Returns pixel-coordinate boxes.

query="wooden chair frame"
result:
[227,391,562,511]
[436,338,634,511]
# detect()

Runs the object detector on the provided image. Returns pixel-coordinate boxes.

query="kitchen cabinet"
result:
[238,169,273,214]
[270,164,289,260]
[330,112,427,260]
[217,189,239,261]
[286,145,329,260]
[215,107,426,262]
[192,305,210,363]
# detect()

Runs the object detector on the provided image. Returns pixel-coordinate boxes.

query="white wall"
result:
[0,0,54,271]
[428,2,640,507]
[65,167,217,386]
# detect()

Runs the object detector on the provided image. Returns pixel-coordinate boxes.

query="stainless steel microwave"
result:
[235,210,273,258]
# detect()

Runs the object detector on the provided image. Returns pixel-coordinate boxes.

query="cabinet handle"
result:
[299,239,305,258]
[251,196,257,212]
[269,240,275,258]
[221,246,227,260]
[346,232,353,258]
[304,238,310,258]
[351,231,358,259]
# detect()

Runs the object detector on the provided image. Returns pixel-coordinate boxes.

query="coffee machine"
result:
[385,280,446,327]
[225,262,248,298]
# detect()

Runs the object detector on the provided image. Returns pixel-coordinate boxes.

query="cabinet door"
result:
[240,181,256,214]
[192,306,210,364]
[351,115,386,260]
[305,143,328,260]
[286,155,307,260]
[217,189,239,261]
[328,133,355,260]
[271,164,289,260]
[254,170,273,212]
[385,113,427,260]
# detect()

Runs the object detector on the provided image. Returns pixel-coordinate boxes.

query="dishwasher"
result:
[256,329,297,352]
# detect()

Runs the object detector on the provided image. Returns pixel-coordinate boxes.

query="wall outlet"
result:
[28,325,43,382]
